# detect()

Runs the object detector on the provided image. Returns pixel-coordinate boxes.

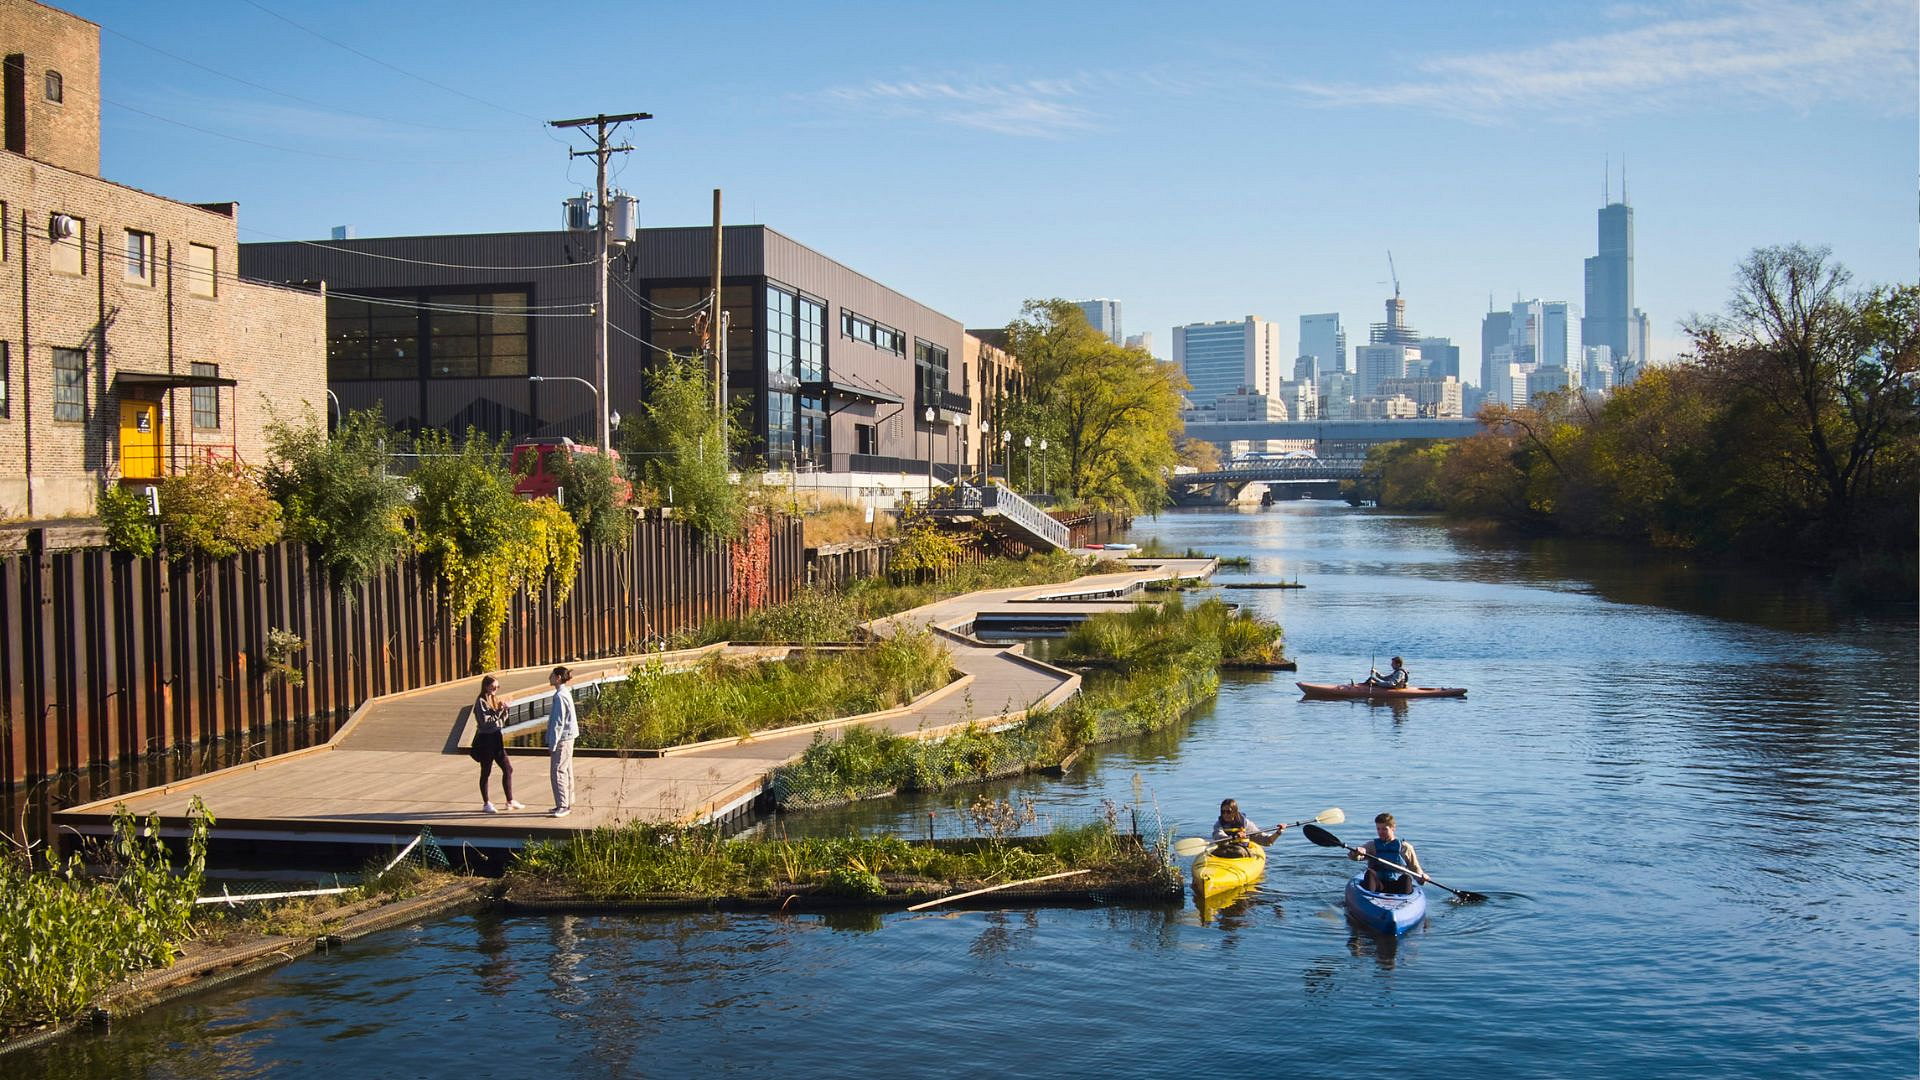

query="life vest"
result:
[1371,837,1408,882]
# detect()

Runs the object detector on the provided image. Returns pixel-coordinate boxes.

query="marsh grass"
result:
[510,820,1162,901]
[771,597,1273,806]
[580,630,953,749]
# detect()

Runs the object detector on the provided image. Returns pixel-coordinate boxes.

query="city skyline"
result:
[55,0,1915,377]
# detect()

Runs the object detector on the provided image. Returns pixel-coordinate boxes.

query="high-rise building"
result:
[1582,345,1615,391]
[1582,198,1648,371]
[1479,308,1512,392]
[1354,295,1421,398]
[1417,336,1460,380]
[1172,317,1284,403]
[1479,298,1571,406]
[1541,301,1576,370]
[1124,330,1154,355]
[1074,299,1123,345]
[1298,313,1347,378]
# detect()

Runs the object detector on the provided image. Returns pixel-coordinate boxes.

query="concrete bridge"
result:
[1182,417,1480,458]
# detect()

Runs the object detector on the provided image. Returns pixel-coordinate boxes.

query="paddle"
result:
[1172,807,1345,858]
[1301,822,1488,903]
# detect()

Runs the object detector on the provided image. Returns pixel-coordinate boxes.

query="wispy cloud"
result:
[1293,0,1916,123]
[813,74,1101,138]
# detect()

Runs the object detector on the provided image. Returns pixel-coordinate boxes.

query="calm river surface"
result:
[13,504,1917,1079]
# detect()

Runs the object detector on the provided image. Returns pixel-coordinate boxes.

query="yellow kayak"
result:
[1192,841,1267,900]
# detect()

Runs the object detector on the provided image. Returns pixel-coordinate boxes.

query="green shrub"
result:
[98,482,157,558]
[264,406,411,587]
[623,352,749,540]
[158,461,283,559]
[548,445,633,548]
[0,799,212,1030]
[410,429,579,670]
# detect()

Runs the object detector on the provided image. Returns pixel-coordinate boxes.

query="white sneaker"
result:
[506,800,525,810]
[550,807,571,818]
[482,802,498,814]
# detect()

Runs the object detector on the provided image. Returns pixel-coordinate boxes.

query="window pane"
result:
[52,348,84,421]
[191,362,220,429]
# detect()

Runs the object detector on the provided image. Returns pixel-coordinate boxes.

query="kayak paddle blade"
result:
[1171,836,1213,858]
[1303,823,1345,849]
[1316,807,1345,826]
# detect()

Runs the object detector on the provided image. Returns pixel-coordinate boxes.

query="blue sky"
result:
[62,0,1917,373]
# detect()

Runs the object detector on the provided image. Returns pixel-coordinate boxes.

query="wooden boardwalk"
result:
[53,559,1214,852]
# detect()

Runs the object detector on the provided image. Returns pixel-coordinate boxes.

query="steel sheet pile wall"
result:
[0,511,802,783]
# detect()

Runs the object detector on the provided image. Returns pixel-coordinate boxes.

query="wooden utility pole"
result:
[547,111,650,453]
[711,188,725,448]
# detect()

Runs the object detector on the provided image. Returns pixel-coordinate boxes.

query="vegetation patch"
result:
[578,630,953,750]
[508,812,1177,905]
[770,597,1276,807]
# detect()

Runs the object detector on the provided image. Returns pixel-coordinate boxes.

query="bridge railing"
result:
[979,482,1071,550]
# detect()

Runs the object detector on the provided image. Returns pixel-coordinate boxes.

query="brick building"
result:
[0,0,325,518]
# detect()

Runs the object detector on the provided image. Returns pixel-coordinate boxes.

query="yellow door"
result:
[119,399,163,480]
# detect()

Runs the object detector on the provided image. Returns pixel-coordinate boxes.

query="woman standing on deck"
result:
[471,675,523,813]
[547,666,578,818]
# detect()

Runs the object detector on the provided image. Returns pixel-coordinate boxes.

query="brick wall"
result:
[0,0,99,176]
[0,153,327,518]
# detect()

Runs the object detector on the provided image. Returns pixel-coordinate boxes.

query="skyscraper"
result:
[1479,308,1512,394]
[1417,336,1460,380]
[1354,295,1422,398]
[1541,301,1576,370]
[1298,313,1347,378]
[1074,299,1123,345]
[1582,199,1648,370]
[1173,317,1284,403]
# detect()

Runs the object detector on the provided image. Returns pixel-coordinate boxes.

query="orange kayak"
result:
[1297,681,1467,701]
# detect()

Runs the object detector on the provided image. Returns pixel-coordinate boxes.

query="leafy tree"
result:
[1006,299,1185,512]
[1686,245,1920,549]
[410,429,578,671]
[548,444,633,548]
[158,460,283,559]
[263,405,411,587]
[1176,437,1222,472]
[1365,440,1451,511]
[623,352,750,540]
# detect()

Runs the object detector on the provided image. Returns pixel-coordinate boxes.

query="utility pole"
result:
[548,110,651,453]
[711,188,725,451]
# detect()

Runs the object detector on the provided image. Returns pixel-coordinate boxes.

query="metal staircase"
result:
[924,480,1070,551]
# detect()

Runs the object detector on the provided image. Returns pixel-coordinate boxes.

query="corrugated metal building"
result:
[240,225,978,473]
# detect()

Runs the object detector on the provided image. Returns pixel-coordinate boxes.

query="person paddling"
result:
[1364,656,1409,689]
[1210,798,1286,858]
[1349,812,1427,894]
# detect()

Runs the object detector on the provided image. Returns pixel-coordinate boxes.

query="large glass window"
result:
[915,338,949,410]
[798,397,825,463]
[52,347,84,421]
[191,362,220,430]
[765,285,795,378]
[325,289,529,381]
[765,390,795,463]
[327,295,421,380]
[798,296,824,383]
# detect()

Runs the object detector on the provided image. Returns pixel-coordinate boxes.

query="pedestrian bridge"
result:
[1168,460,1366,487]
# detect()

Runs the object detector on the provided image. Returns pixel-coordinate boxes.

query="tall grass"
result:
[580,630,953,749]
[511,819,1162,900]
[1058,595,1283,669]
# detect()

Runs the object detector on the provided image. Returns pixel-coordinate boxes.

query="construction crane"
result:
[1387,250,1401,299]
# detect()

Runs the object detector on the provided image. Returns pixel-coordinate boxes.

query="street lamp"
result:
[1023,435,1033,493]
[1000,430,1011,483]
[1040,438,1049,495]
[529,375,602,445]
[923,405,936,501]
[979,419,990,478]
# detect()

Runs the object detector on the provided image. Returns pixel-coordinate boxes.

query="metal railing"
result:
[977,481,1070,549]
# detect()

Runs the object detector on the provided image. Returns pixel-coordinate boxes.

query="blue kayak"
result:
[1344,872,1427,936]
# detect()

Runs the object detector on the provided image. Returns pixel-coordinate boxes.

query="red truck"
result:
[510,438,632,504]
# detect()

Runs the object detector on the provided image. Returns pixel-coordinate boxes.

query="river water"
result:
[12,504,1917,1079]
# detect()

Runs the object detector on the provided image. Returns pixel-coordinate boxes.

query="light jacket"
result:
[546,683,578,745]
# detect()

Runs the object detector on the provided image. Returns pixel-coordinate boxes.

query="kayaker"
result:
[1349,812,1427,894]
[1210,798,1285,857]
[1365,657,1409,689]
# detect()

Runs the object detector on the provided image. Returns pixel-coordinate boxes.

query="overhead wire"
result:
[235,0,547,124]
[236,226,596,272]
[100,26,513,137]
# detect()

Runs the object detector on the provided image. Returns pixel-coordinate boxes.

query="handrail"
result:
[978,482,1070,549]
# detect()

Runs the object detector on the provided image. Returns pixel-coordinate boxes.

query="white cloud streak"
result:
[814,74,1102,138]
[1292,0,1916,123]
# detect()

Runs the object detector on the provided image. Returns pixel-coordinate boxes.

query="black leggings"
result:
[479,750,514,803]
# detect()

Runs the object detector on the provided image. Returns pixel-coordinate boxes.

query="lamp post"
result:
[923,405,936,501]
[1023,435,1033,493]
[1040,438,1049,496]
[1000,430,1010,484]
[529,376,602,445]
[979,419,989,478]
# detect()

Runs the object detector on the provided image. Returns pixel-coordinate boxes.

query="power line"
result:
[237,0,546,123]
[236,226,597,271]
[101,96,458,164]
[101,26,512,137]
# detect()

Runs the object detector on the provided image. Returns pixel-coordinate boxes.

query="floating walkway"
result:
[53,559,1214,860]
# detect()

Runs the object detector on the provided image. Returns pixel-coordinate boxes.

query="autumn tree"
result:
[1005,299,1186,512]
